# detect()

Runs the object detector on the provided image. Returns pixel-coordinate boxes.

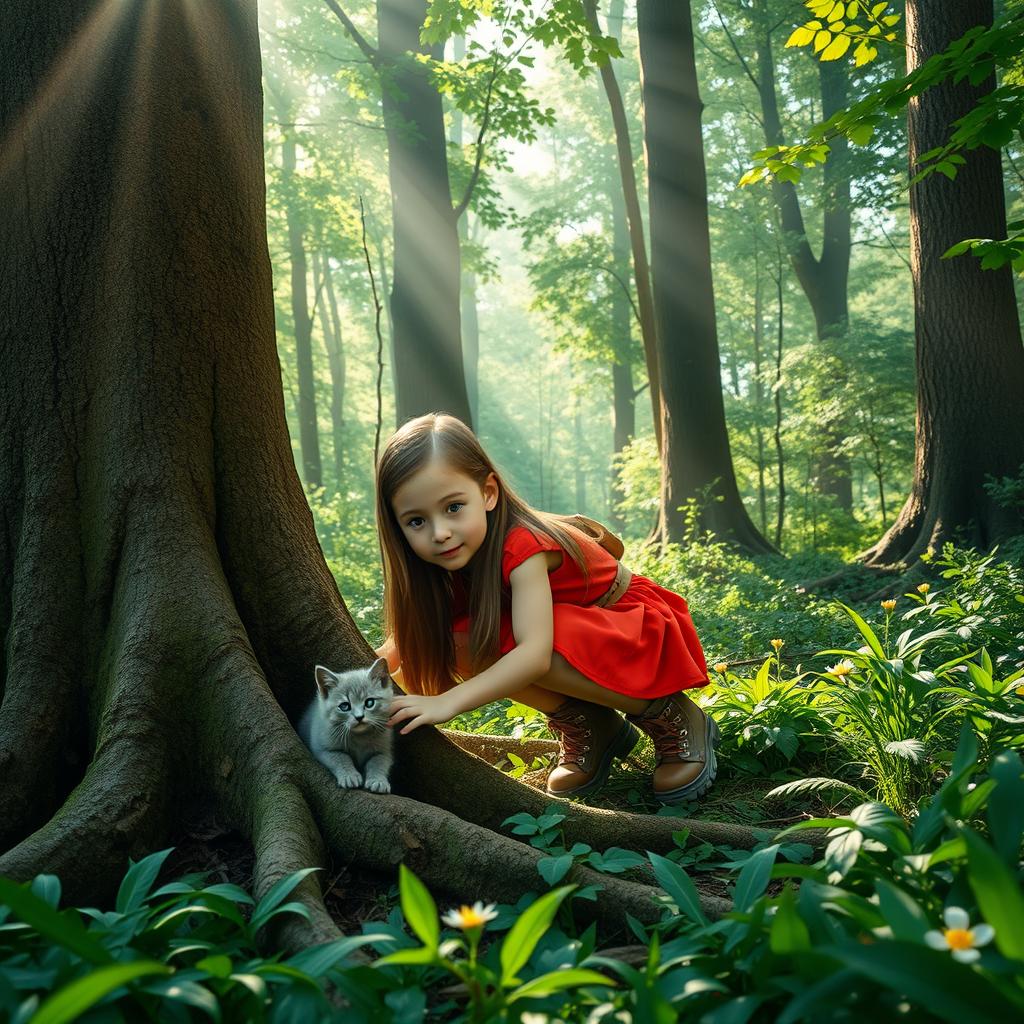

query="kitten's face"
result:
[314,658,393,735]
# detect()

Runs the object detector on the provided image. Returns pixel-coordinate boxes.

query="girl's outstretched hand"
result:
[388,692,461,734]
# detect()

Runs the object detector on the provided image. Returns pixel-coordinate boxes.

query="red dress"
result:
[452,525,708,699]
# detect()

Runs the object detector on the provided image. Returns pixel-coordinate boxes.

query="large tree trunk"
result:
[755,6,852,511]
[862,0,1024,565]
[637,0,774,552]
[378,0,473,428]
[0,0,754,934]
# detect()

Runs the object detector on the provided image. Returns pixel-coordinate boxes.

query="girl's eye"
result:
[406,517,424,529]
[446,502,464,514]
[339,702,350,712]
[365,698,375,708]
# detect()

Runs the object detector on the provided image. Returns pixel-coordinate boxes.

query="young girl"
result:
[375,413,719,803]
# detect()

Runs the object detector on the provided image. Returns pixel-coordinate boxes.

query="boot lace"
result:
[639,701,690,761]
[547,712,592,766]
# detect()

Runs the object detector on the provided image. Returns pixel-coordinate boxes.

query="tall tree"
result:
[266,76,323,488]
[0,0,749,926]
[863,0,1024,564]
[324,0,473,426]
[637,0,774,551]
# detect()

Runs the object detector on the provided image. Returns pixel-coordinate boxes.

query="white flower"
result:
[441,901,498,930]
[924,907,994,963]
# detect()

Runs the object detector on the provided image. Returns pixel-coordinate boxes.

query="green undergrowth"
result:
[2,722,1022,1022]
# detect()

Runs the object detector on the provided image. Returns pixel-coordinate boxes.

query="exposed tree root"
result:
[302,759,729,929]
[0,728,170,903]
[440,729,558,766]
[396,727,764,852]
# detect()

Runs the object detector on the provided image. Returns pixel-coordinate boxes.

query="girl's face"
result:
[391,458,498,571]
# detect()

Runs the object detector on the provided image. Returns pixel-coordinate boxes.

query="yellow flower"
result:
[826,659,855,678]
[881,599,897,613]
[770,639,784,652]
[917,583,931,594]
[441,901,498,931]
[1015,684,1024,697]
[713,662,729,674]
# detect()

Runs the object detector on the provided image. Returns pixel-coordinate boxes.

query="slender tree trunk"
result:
[863,0,1024,564]
[280,123,322,488]
[753,260,768,534]
[0,0,753,928]
[452,35,481,426]
[318,252,347,496]
[637,0,774,552]
[773,254,786,548]
[378,0,473,427]
[755,5,852,511]
[584,0,662,454]
[605,0,636,529]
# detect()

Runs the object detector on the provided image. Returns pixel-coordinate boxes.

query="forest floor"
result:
[167,729,834,937]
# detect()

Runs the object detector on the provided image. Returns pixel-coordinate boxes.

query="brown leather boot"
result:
[544,699,640,797]
[627,693,720,803]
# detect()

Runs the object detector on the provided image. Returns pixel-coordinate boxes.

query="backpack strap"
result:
[557,514,625,561]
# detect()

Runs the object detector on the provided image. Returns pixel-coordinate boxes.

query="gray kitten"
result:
[298,657,394,793]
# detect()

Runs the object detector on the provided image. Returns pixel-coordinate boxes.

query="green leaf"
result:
[648,853,708,925]
[987,750,1024,862]
[964,827,1024,961]
[769,884,810,953]
[733,844,779,913]
[500,886,575,985]
[29,875,62,909]
[396,864,439,950]
[820,941,1021,1023]
[538,853,574,885]
[116,848,175,914]
[508,967,614,1001]
[142,977,222,1021]
[195,954,233,979]
[374,946,440,966]
[250,867,320,932]
[31,961,170,1024]
[838,602,885,657]
[287,933,394,977]
[0,878,112,965]
[848,122,875,145]
[874,879,928,941]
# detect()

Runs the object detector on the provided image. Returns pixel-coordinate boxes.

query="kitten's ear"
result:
[314,665,337,699]
[368,657,392,687]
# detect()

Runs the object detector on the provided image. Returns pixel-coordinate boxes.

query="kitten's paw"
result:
[335,769,363,788]
[363,776,391,794]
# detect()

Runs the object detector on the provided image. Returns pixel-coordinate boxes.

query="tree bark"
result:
[862,0,1024,565]
[378,0,473,428]
[0,0,759,934]
[637,0,774,552]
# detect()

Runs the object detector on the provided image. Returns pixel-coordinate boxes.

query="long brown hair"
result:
[375,413,588,695]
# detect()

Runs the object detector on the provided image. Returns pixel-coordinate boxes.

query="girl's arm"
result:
[388,552,555,733]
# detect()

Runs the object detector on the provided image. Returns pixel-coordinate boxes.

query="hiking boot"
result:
[627,693,720,803]
[544,699,640,797]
